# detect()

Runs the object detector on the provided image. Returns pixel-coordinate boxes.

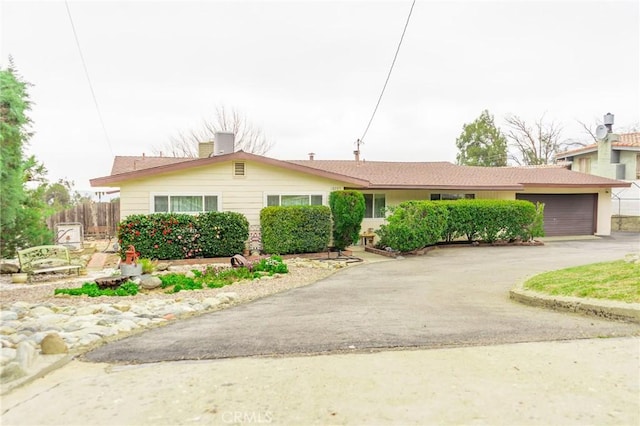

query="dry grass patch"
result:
[524,259,640,303]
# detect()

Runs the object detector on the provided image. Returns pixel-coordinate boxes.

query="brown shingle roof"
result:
[91,151,629,189]
[291,160,628,189]
[92,151,369,187]
[110,156,192,175]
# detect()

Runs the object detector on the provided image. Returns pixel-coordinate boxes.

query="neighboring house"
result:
[91,136,630,246]
[556,131,640,224]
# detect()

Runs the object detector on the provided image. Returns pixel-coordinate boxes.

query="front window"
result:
[153,195,218,213]
[266,194,323,207]
[430,193,475,201]
[364,193,386,218]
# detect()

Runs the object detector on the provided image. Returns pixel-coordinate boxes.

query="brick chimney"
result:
[353,150,360,162]
[308,152,315,160]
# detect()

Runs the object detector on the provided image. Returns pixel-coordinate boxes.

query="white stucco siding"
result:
[619,151,639,181]
[117,161,347,226]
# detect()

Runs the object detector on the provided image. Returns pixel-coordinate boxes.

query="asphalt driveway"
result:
[85,233,640,363]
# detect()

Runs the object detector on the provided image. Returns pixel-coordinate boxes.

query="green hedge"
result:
[377,201,449,252]
[447,199,538,243]
[377,199,543,252]
[260,205,331,255]
[118,212,249,260]
[329,190,366,250]
[196,212,249,257]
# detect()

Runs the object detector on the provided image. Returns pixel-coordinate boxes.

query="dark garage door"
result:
[516,193,596,236]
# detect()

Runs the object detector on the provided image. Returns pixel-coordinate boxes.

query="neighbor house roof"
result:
[556,132,640,158]
[91,150,630,190]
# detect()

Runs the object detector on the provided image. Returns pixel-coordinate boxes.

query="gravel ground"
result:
[0,261,338,309]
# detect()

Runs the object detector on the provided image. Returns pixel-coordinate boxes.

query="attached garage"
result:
[516,193,596,236]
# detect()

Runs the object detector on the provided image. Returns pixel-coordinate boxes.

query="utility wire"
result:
[64,0,114,156]
[358,0,416,144]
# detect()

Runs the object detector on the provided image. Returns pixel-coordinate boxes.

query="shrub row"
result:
[377,199,544,252]
[118,212,249,260]
[260,205,332,255]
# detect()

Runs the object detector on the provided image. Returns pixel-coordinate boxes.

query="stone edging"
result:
[509,282,640,324]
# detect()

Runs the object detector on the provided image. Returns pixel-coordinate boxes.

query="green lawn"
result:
[524,259,640,303]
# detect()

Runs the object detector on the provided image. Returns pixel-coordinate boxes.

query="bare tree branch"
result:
[577,119,597,143]
[152,106,274,157]
[505,114,563,165]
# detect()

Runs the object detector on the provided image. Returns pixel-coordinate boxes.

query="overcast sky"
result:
[2,0,639,194]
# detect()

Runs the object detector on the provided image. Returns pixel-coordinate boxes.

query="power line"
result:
[64,0,113,156]
[358,0,416,144]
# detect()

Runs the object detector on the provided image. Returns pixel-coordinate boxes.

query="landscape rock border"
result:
[0,257,352,394]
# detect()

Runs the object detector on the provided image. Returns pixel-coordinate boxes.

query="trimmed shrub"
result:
[260,205,331,254]
[440,200,477,242]
[377,201,449,252]
[378,199,542,250]
[467,200,537,242]
[117,212,249,260]
[196,211,249,257]
[329,190,366,250]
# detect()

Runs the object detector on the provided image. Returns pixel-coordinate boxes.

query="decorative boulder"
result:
[0,263,20,274]
[140,275,162,290]
[155,262,170,271]
[40,333,68,355]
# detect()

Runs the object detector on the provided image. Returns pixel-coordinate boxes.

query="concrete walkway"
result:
[2,337,638,425]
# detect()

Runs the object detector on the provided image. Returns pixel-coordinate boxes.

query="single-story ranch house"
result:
[91,136,630,247]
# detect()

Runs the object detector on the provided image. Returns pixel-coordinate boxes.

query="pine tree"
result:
[456,110,508,167]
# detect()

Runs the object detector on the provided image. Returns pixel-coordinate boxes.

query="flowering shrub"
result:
[118,212,249,260]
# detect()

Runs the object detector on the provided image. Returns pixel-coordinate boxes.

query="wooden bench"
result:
[17,245,81,280]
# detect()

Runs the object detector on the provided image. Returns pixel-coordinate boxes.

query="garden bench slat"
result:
[17,245,81,281]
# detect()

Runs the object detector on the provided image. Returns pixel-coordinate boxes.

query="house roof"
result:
[91,151,370,187]
[290,160,629,189]
[109,156,192,175]
[91,150,630,190]
[556,132,640,158]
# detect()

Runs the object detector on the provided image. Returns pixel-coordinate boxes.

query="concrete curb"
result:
[509,282,640,324]
[1,354,75,396]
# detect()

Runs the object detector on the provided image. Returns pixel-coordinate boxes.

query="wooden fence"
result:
[46,202,120,239]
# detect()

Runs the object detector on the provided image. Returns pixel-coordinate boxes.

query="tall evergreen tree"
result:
[0,62,52,257]
[455,110,508,167]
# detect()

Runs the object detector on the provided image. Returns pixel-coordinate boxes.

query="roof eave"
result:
[356,184,525,191]
[91,151,371,187]
[520,182,631,188]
